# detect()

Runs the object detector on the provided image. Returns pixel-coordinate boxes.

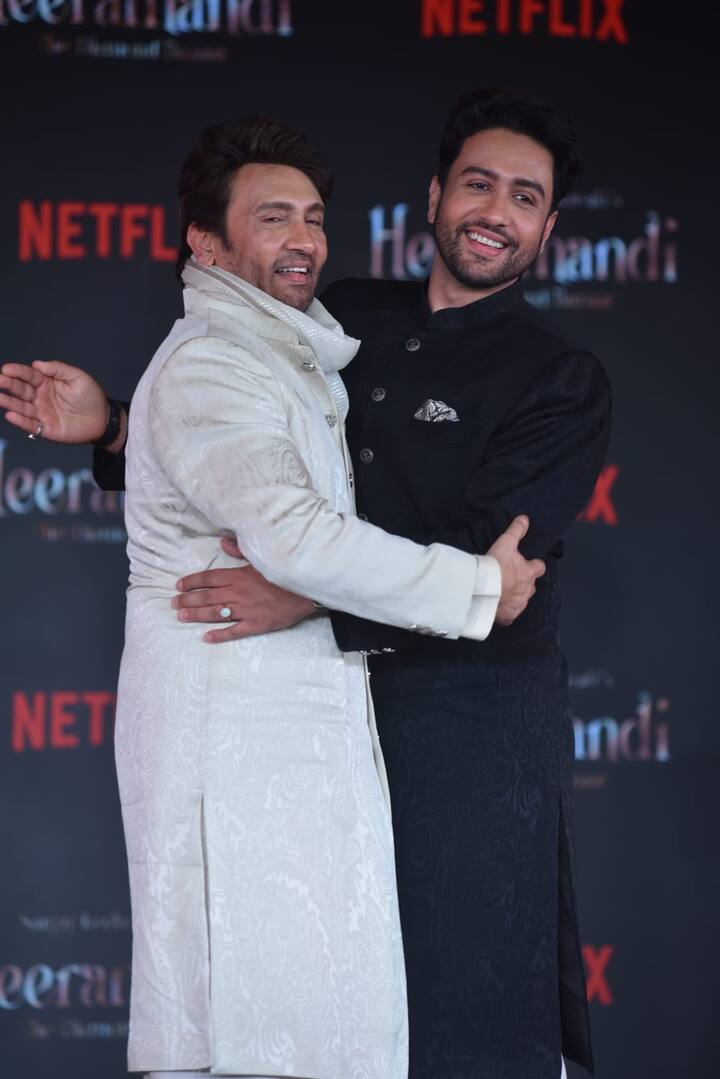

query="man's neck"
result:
[426,258,518,313]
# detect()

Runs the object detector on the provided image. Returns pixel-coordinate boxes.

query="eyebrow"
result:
[459,166,547,201]
[254,200,325,214]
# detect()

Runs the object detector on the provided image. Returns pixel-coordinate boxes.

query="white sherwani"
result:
[115,263,499,1077]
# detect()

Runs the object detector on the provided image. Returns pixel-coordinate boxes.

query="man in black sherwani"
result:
[319,93,610,1079]
[315,92,610,1079]
[0,90,610,1079]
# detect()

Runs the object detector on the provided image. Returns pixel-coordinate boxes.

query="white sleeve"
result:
[460,556,502,640]
[150,341,483,640]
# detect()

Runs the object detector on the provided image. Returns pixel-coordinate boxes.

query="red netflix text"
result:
[11,691,116,751]
[421,0,629,41]
[583,944,614,1004]
[18,201,176,262]
[579,464,618,525]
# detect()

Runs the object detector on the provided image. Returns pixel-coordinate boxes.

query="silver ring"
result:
[27,422,44,440]
[219,606,233,620]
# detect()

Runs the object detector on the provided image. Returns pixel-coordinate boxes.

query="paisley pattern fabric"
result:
[116,265,455,1077]
[369,644,580,1079]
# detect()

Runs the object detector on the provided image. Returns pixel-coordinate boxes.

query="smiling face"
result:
[187,162,328,311]
[427,127,558,302]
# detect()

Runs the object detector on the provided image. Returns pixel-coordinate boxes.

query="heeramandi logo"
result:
[2,914,131,1037]
[0,960,130,1041]
[420,0,629,42]
[572,679,671,790]
[0,0,294,64]
[368,195,678,311]
[0,439,125,542]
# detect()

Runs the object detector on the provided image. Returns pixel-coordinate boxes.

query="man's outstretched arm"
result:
[0,361,129,489]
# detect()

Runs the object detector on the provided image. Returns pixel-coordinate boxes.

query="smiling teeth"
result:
[278,267,309,273]
[467,232,504,249]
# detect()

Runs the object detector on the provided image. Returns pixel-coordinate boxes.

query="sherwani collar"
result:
[412,278,525,332]
[181,260,360,375]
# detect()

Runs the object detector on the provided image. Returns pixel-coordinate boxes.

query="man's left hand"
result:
[173,557,315,644]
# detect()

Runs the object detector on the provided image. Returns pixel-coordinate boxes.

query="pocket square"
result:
[414,398,460,423]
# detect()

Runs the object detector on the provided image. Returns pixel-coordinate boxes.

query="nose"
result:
[285,217,317,253]
[481,188,507,225]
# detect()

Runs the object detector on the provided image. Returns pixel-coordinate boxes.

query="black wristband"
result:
[93,398,123,449]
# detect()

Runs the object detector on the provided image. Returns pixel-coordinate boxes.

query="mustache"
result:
[273,253,316,272]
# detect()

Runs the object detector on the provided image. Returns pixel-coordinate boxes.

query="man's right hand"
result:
[487,515,546,626]
[0,361,111,444]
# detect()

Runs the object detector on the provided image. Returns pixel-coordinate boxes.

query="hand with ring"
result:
[172,537,317,644]
[0,360,112,443]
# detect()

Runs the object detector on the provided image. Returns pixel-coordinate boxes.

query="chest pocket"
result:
[409,408,482,448]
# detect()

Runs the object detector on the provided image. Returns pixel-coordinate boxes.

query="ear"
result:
[186,223,217,266]
[427,176,442,226]
[540,210,558,254]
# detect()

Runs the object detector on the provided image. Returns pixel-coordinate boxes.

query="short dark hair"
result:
[437,88,581,211]
[176,116,333,278]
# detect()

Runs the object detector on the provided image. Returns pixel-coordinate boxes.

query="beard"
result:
[433,213,543,291]
[218,243,318,312]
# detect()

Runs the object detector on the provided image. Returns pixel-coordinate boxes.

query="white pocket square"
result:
[414,399,460,423]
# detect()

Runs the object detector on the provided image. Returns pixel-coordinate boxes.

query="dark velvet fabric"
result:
[322,278,611,1078]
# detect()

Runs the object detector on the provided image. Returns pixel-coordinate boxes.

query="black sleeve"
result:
[92,399,130,492]
[330,350,612,653]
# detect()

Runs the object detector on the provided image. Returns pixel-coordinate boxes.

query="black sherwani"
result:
[95,275,611,1079]
[322,278,611,1079]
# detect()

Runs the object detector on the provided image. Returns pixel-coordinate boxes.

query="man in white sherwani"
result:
[0,118,543,1079]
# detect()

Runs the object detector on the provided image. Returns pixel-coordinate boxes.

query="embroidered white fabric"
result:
[118,266,425,1077]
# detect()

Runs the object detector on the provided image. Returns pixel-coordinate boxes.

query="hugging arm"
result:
[152,340,496,640]
[330,349,612,653]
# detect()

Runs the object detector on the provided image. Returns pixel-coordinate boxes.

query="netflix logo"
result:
[578,464,618,526]
[583,944,614,1005]
[18,200,176,262]
[11,691,116,752]
[420,0,629,42]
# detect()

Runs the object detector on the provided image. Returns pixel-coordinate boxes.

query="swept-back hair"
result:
[176,116,333,278]
[438,88,581,211]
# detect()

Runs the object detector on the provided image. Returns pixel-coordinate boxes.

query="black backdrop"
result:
[1,3,718,1077]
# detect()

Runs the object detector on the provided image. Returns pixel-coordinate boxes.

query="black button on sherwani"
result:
[322,277,612,1079]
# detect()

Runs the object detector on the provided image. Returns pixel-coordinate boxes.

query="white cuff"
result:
[460,555,501,641]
